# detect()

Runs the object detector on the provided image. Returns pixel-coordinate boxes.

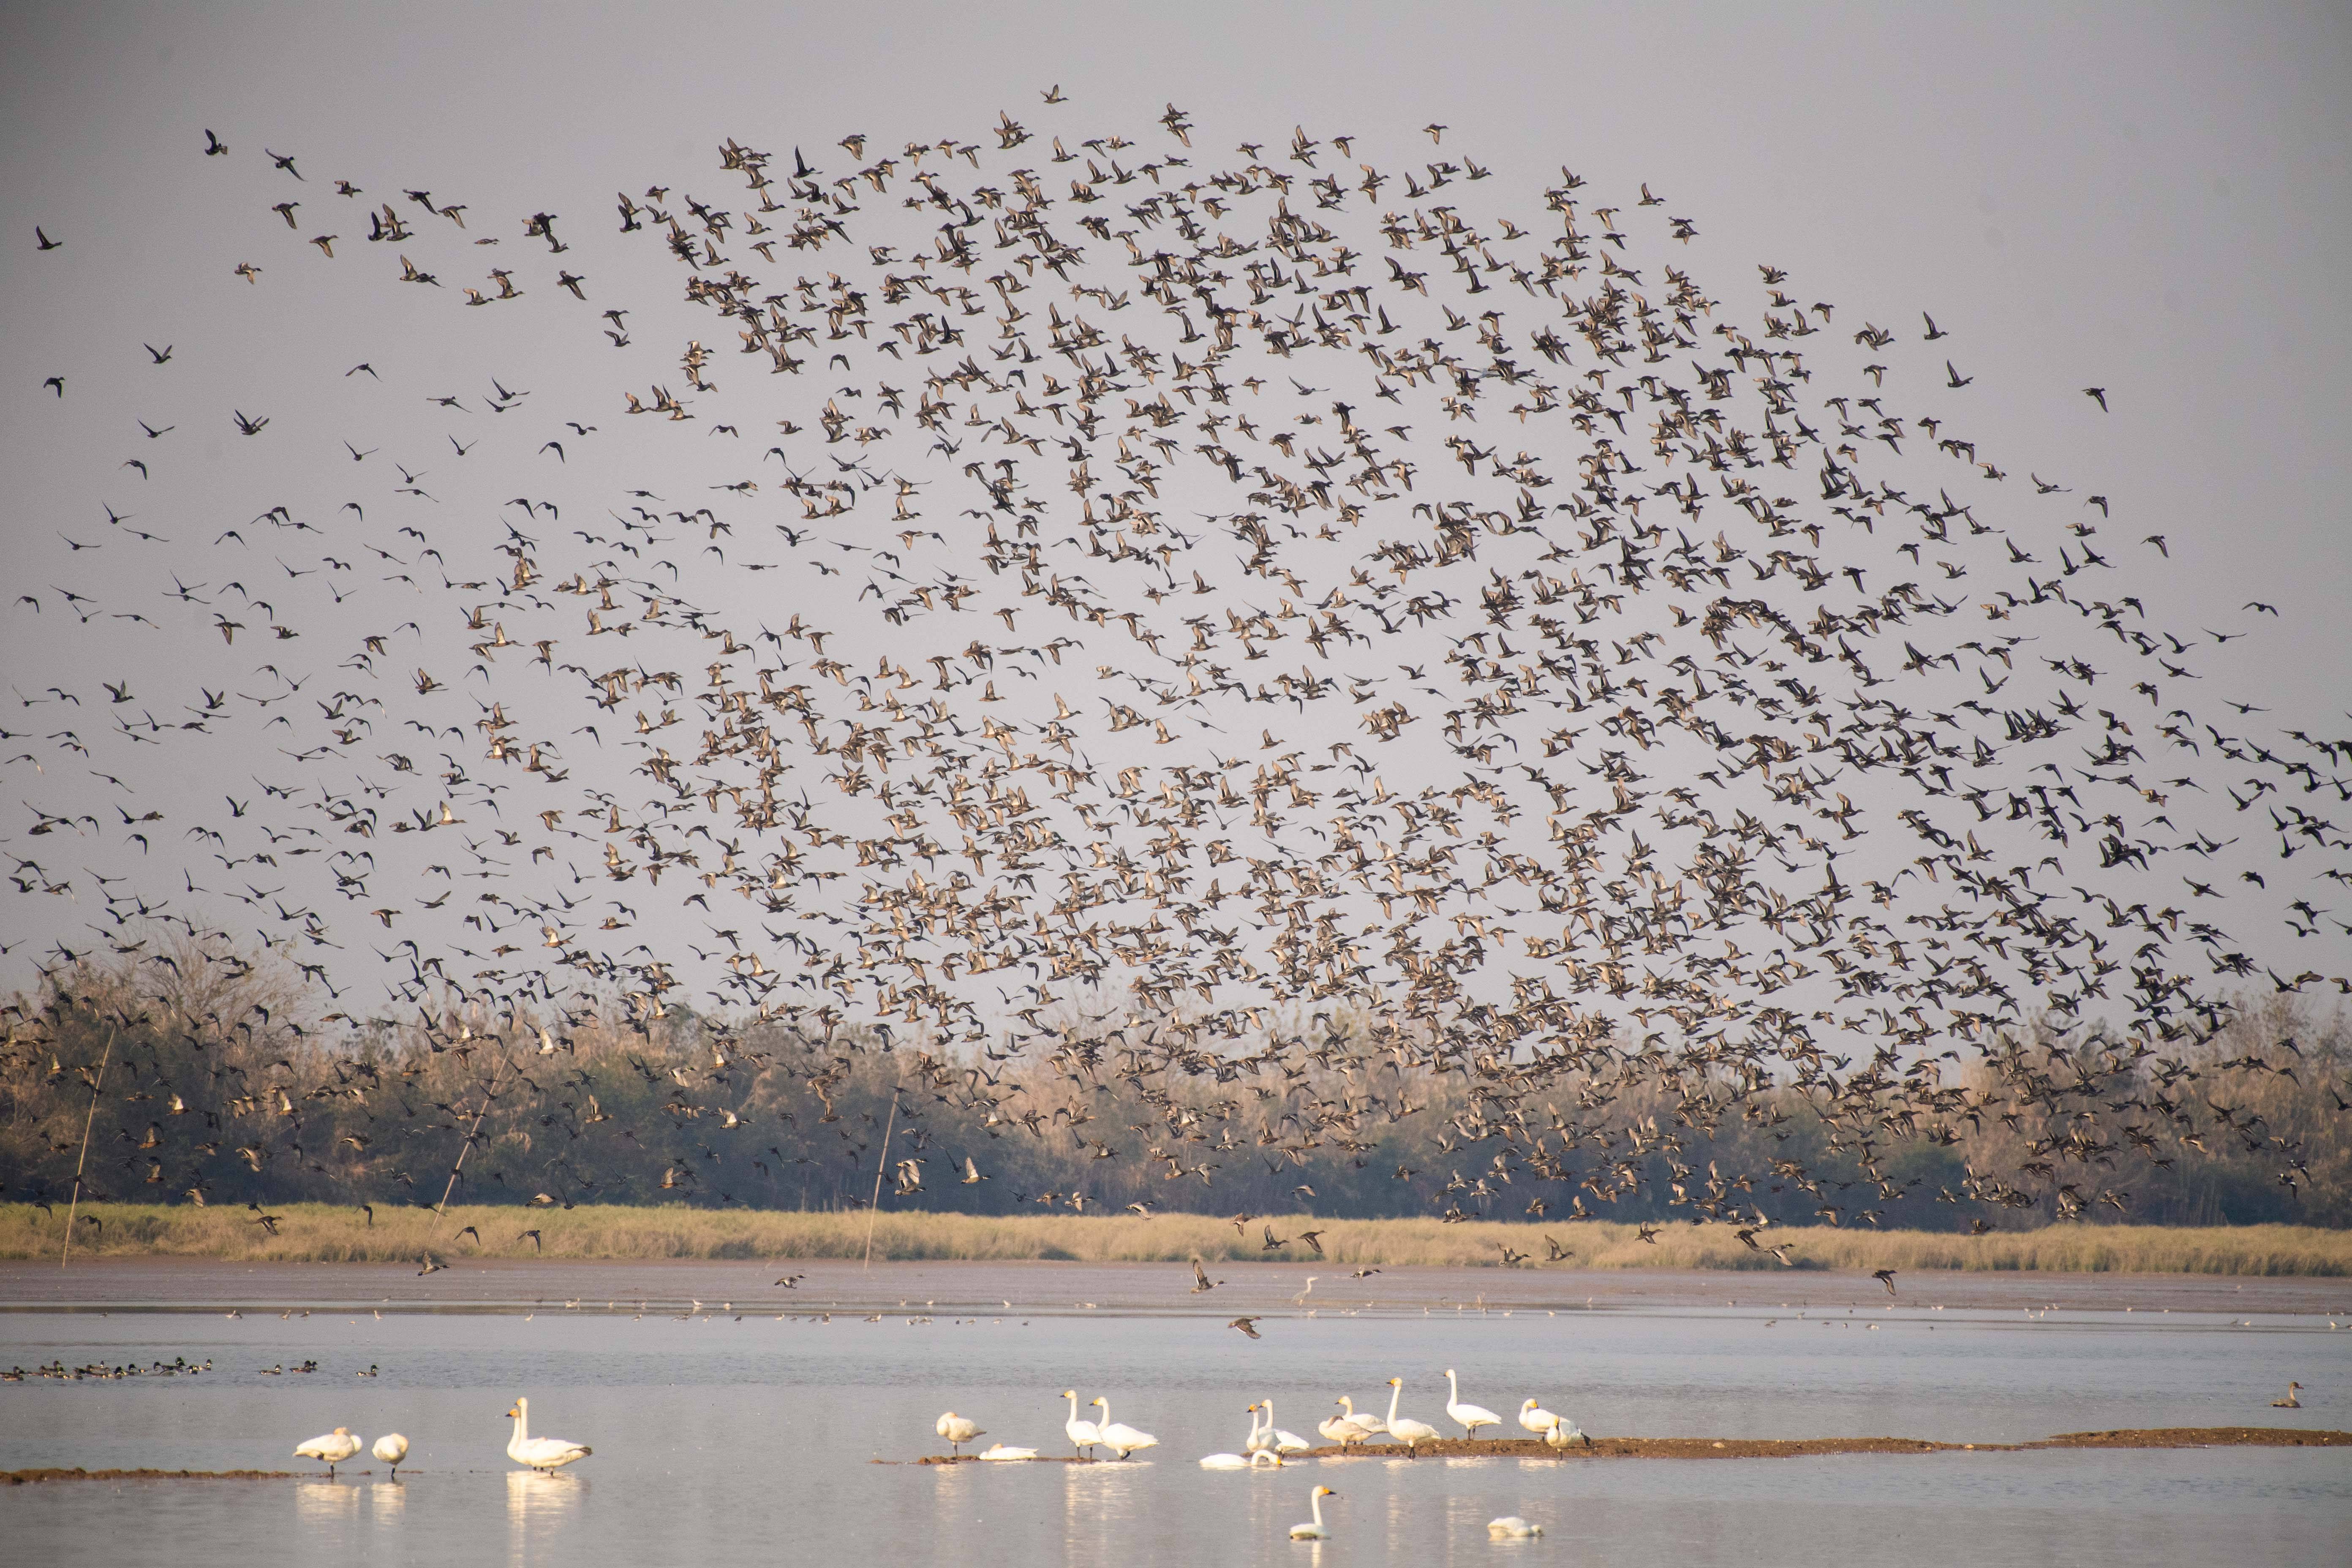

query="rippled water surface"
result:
[5,1262,2348,1565]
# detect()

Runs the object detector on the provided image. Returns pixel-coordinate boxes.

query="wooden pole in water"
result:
[862,1094,898,1271]
[61,1029,116,1269]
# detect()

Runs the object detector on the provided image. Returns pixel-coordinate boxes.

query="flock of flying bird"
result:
[8,95,2350,1235]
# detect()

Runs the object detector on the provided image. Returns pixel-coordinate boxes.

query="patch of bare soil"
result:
[2,1467,304,1484]
[1298,1427,2350,1460]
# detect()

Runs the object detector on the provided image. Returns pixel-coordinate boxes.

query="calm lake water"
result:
[4,1262,2348,1566]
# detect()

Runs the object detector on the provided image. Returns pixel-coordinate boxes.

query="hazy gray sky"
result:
[3,2,2347,1014]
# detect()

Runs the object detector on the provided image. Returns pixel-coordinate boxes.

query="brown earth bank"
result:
[1294,1427,2352,1460]
[2,1467,304,1484]
[898,1428,2350,1465]
[7,1257,2351,1316]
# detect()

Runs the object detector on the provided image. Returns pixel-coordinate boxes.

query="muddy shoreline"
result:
[5,1258,2347,1317]
[890,1428,2351,1466]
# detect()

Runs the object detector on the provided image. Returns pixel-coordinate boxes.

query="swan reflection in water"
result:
[293,1479,361,1525]
[507,1466,587,1565]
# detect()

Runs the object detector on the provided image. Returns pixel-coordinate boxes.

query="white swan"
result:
[1243,1400,1273,1454]
[1543,1416,1588,1449]
[1061,1389,1102,1458]
[1091,1396,1158,1459]
[1383,1377,1441,1454]
[1259,1396,1312,1454]
[504,1398,592,1470]
[1488,1516,1544,1538]
[1289,1484,1339,1540]
[371,1432,408,1478]
[1204,1407,1281,1467]
[1518,1398,1563,1436]
[294,1426,362,1476]
[1341,1392,1386,1436]
[977,1444,1038,1461]
[936,1411,986,1454]
[1318,1397,1375,1447]
[1445,1368,1502,1439]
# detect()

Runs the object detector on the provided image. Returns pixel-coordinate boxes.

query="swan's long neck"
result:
[1338,1396,1354,1416]
[1310,1492,1325,1527]
[1066,1391,1079,1421]
[1097,1397,1111,1429]
[1261,1397,1275,1426]
[1386,1382,1402,1426]
[1446,1369,1459,1401]
[514,1399,529,1443]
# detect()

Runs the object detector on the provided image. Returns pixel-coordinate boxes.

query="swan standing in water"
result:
[504,1398,592,1470]
[1488,1516,1544,1538]
[1090,1396,1158,1459]
[936,1412,986,1455]
[1288,1484,1339,1540]
[1518,1399,1563,1436]
[1257,1397,1312,1454]
[294,1427,362,1477]
[1445,1369,1502,1439]
[371,1432,408,1479]
[1202,1408,1285,1469]
[1061,1389,1102,1458]
[1382,1378,1441,1454]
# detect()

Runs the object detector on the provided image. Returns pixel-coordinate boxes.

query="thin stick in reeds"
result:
[863,1093,898,1271]
[60,1029,114,1269]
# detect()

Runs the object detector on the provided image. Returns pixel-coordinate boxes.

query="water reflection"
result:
[292,1479,360,1524]
[506,1468,585,1566]
[367,1479,406,1520]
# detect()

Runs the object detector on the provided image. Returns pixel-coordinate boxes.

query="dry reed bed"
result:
[4,1206,2348,1274]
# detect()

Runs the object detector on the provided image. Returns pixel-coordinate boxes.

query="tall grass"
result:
[6,1204,2348,1274]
